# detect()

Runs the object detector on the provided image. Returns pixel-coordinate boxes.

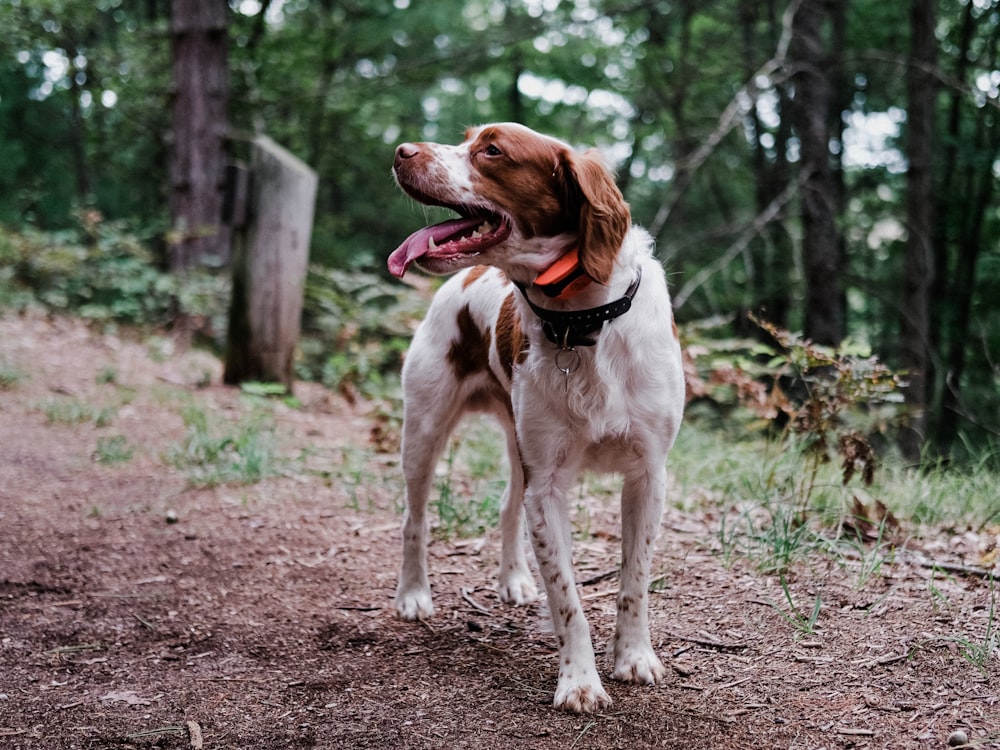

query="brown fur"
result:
[447,305,491,379]
[495,291,529,380]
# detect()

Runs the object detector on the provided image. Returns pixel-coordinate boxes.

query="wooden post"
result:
[223,135,317,392]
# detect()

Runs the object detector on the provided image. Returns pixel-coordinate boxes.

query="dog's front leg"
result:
[524,475,611,713]
[496,428,538,606]
[395,413,451,620]
[610,465,667,684]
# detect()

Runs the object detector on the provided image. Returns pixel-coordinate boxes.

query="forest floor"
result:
[0,310,997,749]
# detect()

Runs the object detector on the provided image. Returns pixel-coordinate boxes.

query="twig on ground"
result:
[461,586,491,613]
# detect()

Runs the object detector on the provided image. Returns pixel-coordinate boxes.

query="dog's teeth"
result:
[428,236,437,250]
[478,221,494,234]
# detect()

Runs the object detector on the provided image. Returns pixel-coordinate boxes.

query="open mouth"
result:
[388,206,512,278]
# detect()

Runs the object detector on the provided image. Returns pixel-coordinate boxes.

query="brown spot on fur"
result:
[464,378,511,414]
[448,305,491,380]
[462,265,490,289]
[495,292,528,380]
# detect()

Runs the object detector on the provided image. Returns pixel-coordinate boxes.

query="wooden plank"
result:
[224,136,317,391]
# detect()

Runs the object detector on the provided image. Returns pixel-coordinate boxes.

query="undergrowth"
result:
[0,219,419,401]
[676,315,998,583]
[164,404,288,488]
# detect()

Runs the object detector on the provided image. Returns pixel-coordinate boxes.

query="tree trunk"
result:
[899,0,936,461]
[742,0,794,330]
[224,136,317,392]
[168,0,229,270]
[788,0,843,347]
[927,2,974,443]
[932,18,1000,452]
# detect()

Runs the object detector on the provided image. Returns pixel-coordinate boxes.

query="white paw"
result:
[497,567,539,606]
[395,585,434,621]
[553,672,612,713]
[611,643,666,685]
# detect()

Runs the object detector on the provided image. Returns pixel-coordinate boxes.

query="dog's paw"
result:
[497,567,538,606]
[553,674,612,714]
[610,643,666,685]
[395,586,434,621]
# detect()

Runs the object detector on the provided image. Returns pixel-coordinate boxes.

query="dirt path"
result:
[0,312,996,749]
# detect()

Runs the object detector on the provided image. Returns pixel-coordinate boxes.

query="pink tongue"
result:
[387,216,485,277]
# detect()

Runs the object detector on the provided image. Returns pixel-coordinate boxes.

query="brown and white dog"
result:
[388,123,685,713]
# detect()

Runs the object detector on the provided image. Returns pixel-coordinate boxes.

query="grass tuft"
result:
[165,405,285,487]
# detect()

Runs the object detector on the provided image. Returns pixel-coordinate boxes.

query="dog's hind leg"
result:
[395,372,463,621]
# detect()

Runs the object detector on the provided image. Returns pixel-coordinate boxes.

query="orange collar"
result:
[533,248,593,300]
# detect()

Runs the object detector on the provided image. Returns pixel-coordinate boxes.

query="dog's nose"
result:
[395,143,420,167]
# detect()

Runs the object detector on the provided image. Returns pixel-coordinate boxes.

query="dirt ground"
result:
[0,310,997,749]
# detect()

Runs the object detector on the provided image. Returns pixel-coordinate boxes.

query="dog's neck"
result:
[513,229,644,348]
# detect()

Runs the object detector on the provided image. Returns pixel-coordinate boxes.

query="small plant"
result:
[0,360,25,389]
[94,435,135,464]
[431,427,504,539]
[718,494,817,574]
[927,565,952,613]
[240,381,302,409]
[297,265,422,400]
[768,574,822,636]
[948,576,998,676]
[95,367,118,385]
[836,496,899,588]
[748,316,904,512]
[165,406,283,487]
[38,397,116,427]
[0,216,230,331]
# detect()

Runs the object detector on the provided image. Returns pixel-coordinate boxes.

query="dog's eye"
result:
[483,144,503,157]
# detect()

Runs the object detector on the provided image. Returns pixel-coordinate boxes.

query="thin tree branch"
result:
[648,0,803,239]
[672,167,809,310]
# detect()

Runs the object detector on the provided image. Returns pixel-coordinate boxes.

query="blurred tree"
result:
[168,0,229,270]
[787,0,843,347]
[900,0,936,461]
[928,0,1000,453]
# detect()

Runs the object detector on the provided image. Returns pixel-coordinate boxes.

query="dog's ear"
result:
[559,149,631,285]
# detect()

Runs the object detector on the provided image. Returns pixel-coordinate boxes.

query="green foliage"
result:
[685,316,904,510]
[431,418,506,540]
[0,0,171,228]
[299,266,424,399]
[239,381,302,409]
[0,218,231,332]
[165,405,284,488]
[94,434,135,464]
[768,575,823,637]
[676,316,998,575]
[38,396,116,427]
[0,358,24,389]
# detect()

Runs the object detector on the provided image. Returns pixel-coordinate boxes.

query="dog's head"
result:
[389,123,630,284]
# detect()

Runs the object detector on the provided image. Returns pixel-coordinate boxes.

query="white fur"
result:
[393,128,685,714]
